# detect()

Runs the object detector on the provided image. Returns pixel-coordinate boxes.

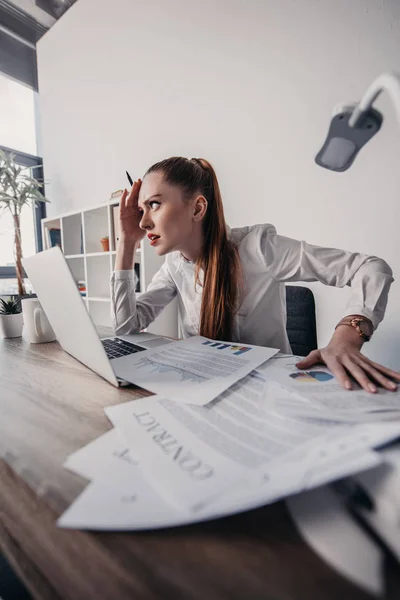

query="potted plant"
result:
[100,236,110,252]
[0,297,23,338]
[0,149,49,295]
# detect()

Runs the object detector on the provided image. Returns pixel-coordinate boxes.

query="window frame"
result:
[0,144,46,280]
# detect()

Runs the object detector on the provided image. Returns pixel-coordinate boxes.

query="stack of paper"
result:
[58,353,400,531]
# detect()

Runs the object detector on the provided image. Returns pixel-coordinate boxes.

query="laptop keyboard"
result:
[101,338,146,359]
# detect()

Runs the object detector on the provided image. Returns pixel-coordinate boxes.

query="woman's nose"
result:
[139,212,154,230]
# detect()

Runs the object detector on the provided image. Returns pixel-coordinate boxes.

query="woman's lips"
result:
[148,234,161,246]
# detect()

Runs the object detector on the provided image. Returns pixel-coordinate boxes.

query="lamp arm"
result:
[349,72,400,128]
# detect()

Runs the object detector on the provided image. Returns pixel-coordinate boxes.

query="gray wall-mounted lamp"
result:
[315,72,400,172]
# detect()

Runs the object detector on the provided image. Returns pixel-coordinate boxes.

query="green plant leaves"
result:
[0,297,22,315]
[0,148,50,215]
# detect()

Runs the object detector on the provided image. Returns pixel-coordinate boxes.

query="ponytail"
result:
[144,157,242,340]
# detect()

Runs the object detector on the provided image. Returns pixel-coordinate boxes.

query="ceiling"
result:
[1,0,78,39]
[0,0,78,89]
[35,0,78,21]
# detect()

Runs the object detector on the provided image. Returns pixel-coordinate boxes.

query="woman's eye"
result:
[149,201,161,210]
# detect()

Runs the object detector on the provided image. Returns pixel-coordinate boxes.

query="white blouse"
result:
[110,224,394,353]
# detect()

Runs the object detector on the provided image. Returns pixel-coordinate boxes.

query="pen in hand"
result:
[126,171,134,187]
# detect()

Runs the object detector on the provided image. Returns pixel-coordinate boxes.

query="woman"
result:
[112,156,400,394]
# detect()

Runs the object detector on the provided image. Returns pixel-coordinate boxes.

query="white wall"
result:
[37,0,400,368]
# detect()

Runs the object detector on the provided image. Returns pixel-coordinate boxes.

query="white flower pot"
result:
[0,313,24,338]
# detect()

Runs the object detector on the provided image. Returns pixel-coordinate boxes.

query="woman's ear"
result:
[193,195,208,221]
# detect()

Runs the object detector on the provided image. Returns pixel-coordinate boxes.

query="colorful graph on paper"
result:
[202,340,252,356]
[289,371,334,383]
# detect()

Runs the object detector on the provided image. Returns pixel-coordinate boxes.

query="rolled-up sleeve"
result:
[110,261,177,335]
[257,224,394,330]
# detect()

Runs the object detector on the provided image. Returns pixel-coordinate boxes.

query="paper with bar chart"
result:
[111,335,278,405]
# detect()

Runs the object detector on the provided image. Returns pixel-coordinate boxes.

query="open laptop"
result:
[22,246,172,387]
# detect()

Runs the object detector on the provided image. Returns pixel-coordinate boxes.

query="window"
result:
[0,73,37,155]
[0,72,45,295]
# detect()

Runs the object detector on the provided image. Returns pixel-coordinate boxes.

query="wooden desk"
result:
[1,334,399,600]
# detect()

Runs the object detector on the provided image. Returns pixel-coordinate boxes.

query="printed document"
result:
[104,372,387,511]
[111,335,278,405]
[257,354,400,421]
[58,426,380,531]
[57,372,400,530]
[57,464,286,531]
[60,427,291,529]
[64,428,138,481]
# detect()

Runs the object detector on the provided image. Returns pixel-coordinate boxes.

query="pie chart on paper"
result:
[289,371,334,383]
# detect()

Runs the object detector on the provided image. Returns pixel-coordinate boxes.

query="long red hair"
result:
[144,157,242,340]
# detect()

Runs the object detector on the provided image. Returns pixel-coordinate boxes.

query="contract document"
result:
[104,372,391,511]
[57,363,400,530]
[58,425,380,531]
[112,335,278,405]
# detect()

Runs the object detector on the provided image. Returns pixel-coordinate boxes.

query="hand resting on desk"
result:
[296,321,400,394]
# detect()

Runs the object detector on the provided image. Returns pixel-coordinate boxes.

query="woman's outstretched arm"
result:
[257,224,400,392]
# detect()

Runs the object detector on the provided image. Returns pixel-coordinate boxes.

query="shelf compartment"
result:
[43,219,62,251]
[62,213,83,255]
[83,206,109,254]
[66,255,85,282]
[86,254,111,298]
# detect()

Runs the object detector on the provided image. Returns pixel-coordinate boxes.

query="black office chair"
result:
[285,285,318,357]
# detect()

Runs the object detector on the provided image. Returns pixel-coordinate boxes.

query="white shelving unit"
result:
[41,199,178,337]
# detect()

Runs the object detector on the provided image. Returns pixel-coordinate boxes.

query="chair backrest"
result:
[285,285,317,357]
